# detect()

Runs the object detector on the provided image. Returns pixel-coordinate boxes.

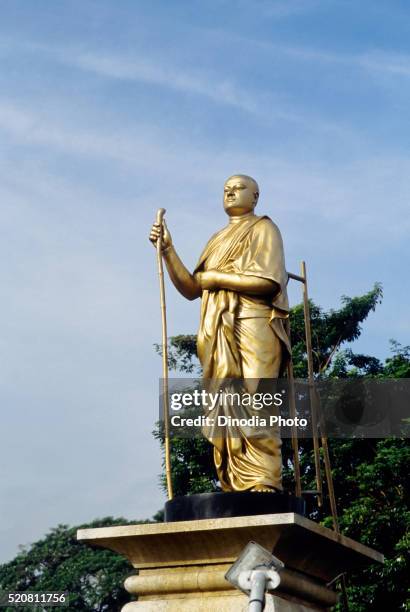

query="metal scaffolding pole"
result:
[287,262,348,610]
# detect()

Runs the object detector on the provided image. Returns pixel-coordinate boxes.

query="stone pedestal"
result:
[77,513,383,611]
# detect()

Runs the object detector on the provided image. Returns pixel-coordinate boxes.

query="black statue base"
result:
[164,491,306,522]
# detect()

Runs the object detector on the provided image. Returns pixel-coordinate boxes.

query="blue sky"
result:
[0,0,409,562]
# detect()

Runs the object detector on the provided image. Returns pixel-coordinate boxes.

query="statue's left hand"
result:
[195,270,220,291]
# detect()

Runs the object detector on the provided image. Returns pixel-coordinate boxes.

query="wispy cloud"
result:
[52,47,360,137]
[277,44,410,82]
[202,28,410,81]
[1,99,409,245]
[2,34,398,142]
[280,44,410,79]
[0,37,318,124]
[215,0,323,19]
[0,36,265,116]
[71,51,263,114]
[359,51,410,77]
[0,100,183,170]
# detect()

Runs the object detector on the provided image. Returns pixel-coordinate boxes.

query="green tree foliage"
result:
[332,439,410,611]
[384,341,410,378]
[0,518,136,611]
[152,430,217,496]
[155,284,410,611]
[160,283,383,378]
[291,283,383,376]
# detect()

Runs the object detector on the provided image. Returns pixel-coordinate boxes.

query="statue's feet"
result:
[250,484,279,493]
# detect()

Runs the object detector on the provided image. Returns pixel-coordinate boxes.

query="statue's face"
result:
[223,176,258,216]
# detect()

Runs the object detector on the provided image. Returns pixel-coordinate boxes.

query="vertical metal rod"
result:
[156,208,173,500]
[285,318,302,497]
[300,261,323,507]
[321,434,339,532]
[287,360,302,497]
[340,575,350,611]
[321,440,347,612]
[293,263,348,609]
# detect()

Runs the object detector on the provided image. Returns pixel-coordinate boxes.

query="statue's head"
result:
[223,174,259,216]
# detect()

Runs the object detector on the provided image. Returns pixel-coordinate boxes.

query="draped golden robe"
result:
[194,215,290,492]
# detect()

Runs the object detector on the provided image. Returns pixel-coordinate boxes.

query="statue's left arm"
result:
[196,270,279,296]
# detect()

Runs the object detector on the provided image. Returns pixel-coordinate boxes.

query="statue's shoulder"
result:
[253,215,282,236]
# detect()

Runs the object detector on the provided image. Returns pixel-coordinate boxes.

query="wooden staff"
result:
[156,208,173,500]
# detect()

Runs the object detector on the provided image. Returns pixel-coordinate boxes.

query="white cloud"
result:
[0,37,322,124]
[73,52,262,114]
[0,101,165,168]
[0,36,266,116]
[215,0,323,19]
[201,28,410,83]
[360,51,410,78]
[0,100,408,245]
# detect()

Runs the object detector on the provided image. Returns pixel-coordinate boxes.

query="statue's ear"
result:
[254,191,259,204]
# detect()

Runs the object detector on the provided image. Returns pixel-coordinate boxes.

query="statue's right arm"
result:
[149,221,201,301]
[163,246,201,300]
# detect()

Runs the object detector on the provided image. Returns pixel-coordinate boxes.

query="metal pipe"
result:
[287,358,302,497]
[300,260,323,507]
[287,271,305,283]
[248,571,267,612]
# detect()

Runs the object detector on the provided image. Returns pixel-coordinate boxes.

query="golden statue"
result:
[149,175,290,493]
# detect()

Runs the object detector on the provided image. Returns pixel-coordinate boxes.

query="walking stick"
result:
[155,208,174,500]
